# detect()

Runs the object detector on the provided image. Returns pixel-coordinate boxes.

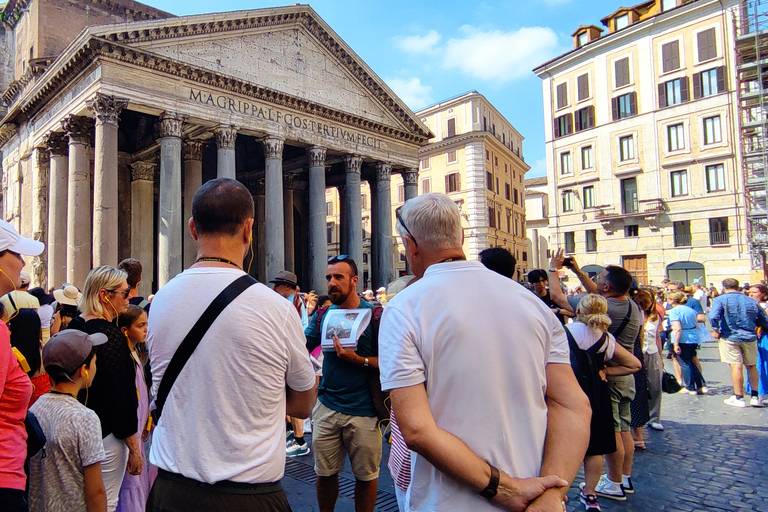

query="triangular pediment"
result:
[90,6,430,139]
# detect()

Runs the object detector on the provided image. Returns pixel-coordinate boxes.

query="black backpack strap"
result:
[611,300,633,339]
[154,274,257,420]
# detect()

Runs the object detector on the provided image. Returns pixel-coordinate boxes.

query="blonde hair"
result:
[666,290,687,305]
[576,294,612,332]
[79,266,128,317]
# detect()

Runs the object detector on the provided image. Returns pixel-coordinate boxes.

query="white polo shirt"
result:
[147,268,315,484]
[379,261,570,512]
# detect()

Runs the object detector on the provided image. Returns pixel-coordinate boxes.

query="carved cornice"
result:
[307,146,326,167]
[61,115,93,145]
[401,168,419,185]
[43,132,69,157]
[345,155,363,175]
[35,147,50,168]
[183,140,204,161]
[13,31,429,145]
[375,162,391,182]
[130,161,156,182]
[1,0,169,30]
[0,123,17,147]
[88,93,129,126]
[157,111,185,138]
[214,125,238,149]
[262,136,284,159]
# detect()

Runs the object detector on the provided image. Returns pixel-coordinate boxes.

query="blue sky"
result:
[152,0,623,177]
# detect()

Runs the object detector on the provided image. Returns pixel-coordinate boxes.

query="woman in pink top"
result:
[0,219,45,511]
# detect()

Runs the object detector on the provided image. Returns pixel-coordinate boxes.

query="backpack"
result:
[566,327,607,412]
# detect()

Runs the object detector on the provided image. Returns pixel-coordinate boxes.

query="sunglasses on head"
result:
[395,207,418,247]
[328,254,351,263]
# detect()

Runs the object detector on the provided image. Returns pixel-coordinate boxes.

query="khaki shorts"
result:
[312,401,382,481]
[719,339,758,366]
[608,376,635,432]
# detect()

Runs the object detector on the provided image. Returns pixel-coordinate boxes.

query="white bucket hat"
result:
[53,285,82,306]
[0,219,44,256]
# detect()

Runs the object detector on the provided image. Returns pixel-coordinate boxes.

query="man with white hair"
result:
[378,193,591,511]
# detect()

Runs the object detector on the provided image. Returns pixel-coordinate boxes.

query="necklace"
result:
[195,257,242,269]
[439,256,466,263]
[50,389,77,399]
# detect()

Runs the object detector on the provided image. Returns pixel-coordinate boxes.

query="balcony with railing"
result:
[674,233,692,247]
[594,199,667,219]
[710,230,730,245]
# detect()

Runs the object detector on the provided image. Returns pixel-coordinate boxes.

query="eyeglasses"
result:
[328,254,351,263]
[395,207,418,247]
[108,289,131,298]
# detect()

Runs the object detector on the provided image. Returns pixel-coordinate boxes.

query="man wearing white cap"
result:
[1,270,40,321]
[0,218,45,511]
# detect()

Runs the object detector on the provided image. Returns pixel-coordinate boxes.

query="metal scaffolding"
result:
[736,0,768,271]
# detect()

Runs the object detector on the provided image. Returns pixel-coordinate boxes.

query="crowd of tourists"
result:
[2,180,767,512]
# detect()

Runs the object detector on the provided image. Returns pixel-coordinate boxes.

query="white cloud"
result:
[529,158,548,178]
[394,30,442,55]
[386,77,434,110]
[442,26,560,82]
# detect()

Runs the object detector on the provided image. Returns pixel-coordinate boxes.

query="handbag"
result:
[25,411,46,460]
[661,370,682,394]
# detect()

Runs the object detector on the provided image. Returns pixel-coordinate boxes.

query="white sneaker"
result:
[649,422,664,431]
[286,441,310,457]
[594,475,626,501]
[724,396,747,408]
[303,417,312,433]
[750,396,763,407]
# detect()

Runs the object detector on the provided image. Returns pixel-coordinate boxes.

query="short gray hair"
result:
[397,193,462,253]
[79,266,128,317]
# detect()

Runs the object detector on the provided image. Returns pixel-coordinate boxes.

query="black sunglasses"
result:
[395,207,418,247]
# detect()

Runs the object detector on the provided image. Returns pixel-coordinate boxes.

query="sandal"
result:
[634,441,646,451]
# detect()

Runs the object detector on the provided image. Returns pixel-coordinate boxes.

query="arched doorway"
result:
[666,261,705,286]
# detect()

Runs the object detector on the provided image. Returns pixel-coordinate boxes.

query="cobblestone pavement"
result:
[283,340,768,511]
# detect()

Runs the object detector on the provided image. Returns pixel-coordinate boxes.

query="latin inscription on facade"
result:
[189,88,383,149]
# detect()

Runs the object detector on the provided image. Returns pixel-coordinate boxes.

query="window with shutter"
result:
[692,72,702,99]
[680,76,689,102]
[697,28,717,62]
[615,57,630,87]
[556,83,568,109]
[716,66,726,92]
[662,40,680,72]
[447,118,456,137]
[658,82,668,108]
[577,74,590,101]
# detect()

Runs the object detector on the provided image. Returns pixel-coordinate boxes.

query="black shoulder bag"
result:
[154,274,257,420]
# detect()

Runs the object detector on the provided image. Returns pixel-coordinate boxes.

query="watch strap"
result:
[479,464,500,500]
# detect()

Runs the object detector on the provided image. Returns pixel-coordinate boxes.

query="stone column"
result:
[45,132,68,289]
[402,167,419,275]
[338,184,347,254]
[283,174,295,273]
[183,141,203,268]
[157,112,186,288]
[262,136,285,281]
[130,162,156,298]
[214,125,237,179]
[32,148,49,289]
[61,115,92,288]
[307,146,327,293]
[89,93,128,268]
[255,180,266,282]
[375,163,393,288]
[369,181,378,288]
[344,155,364,292]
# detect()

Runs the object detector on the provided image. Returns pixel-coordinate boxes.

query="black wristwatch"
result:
[479,464,500,500]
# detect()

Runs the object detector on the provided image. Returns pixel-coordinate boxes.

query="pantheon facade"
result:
[0,0,430,297]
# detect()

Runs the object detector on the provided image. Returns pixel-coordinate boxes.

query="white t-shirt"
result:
[643,317,661,354]
[37,304,54,329]
[378,261,570,512]
[565,322,616,361]
[147,268,315,484]
[693,289,707,313]
[29,393,106,512]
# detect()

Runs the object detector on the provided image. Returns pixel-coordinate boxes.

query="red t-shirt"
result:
[0,322,32,491]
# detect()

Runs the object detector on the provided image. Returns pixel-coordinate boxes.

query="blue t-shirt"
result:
[668,305,699,344]
[305,299,377,417]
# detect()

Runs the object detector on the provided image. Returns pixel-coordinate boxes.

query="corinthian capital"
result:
[61,115,92,145]
[157,111,186,139]
[44,132,68,156]
[88,93,129,126]
[344,154,363,175]
[375,162,391,182]
[183,141,204,161]
[130,161,156,182]
[307,146,326,167]
[214,125,238,149]
[261,136,285,159]
[36,147,50,168]
[402,167,419,185]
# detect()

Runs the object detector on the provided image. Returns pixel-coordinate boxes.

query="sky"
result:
[151,0,624,178]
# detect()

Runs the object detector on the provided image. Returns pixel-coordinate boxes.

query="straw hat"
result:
[53,285,81,306]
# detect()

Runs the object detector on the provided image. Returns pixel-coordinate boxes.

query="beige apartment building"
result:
[534,0,753,287]
[525,176,551,271]
[326,91,530,285]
